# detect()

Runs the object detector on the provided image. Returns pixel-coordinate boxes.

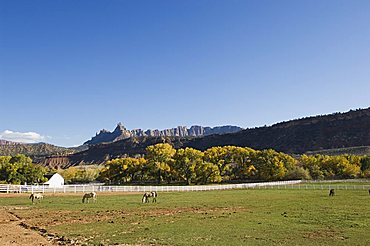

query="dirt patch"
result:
[303,229,346,240]
[0,208,51,246]
[3,204,248,245]
[142,206,248,217]
[12,205,249,229]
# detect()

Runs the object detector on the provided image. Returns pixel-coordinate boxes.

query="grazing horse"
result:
[151,191,158,203]
[82,192,97,203]
[142,191,158,203]
[142,192,151,203]
[29,193,43,203]
[329,189,335,196]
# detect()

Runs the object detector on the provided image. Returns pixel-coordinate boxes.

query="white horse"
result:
[29,193,43,203]
[142,191,158,203]
[82,192,97,203]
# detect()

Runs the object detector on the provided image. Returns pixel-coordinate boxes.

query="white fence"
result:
[1,180,369,194]
[0,180,302,194]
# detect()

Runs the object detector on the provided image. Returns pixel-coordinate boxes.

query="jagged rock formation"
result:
[84,123,243,145]
[42,136,189,168]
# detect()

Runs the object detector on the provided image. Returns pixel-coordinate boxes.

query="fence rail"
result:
[0,180,301,193]
[1,180,369,194]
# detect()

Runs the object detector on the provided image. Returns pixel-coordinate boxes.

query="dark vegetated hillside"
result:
[306,146,370,156]
[0,142,76,160]
[185,108,370,153]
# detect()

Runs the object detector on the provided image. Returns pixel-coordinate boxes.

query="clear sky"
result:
[1,0,370,147]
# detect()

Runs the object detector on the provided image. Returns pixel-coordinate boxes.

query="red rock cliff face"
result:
[41,156,75,169]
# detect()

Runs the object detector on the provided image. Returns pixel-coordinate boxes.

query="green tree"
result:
[0,154,47,184]
[360,156,370,173]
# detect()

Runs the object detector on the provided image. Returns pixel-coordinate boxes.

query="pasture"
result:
[0,188,369,245]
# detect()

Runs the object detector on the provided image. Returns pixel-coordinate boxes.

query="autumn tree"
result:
[173,147,203,185]
[194,161,221,184]
[203,146,234,181]
[251,150,288,181]
[145,143,176,184]
[226,146,256,180]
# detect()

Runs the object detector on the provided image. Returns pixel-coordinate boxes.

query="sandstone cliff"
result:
[84,123,242,145]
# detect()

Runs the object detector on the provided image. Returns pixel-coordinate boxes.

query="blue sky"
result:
[1,0,370,146]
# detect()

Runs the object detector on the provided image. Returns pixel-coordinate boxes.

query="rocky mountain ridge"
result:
[42,107,370,167]
[84,123,243,145]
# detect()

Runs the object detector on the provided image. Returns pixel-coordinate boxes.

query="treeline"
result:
[58,167,100,184]
[0,154,101,185]
[0,155,47,184]
[100,144,370,184]
[1,145,370,185]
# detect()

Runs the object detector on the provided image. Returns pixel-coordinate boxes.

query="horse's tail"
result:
[82,196,85,203]
[29,194,34,203]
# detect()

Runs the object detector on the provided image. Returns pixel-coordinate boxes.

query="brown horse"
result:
[329,189,335,196]
[82,192,97,203]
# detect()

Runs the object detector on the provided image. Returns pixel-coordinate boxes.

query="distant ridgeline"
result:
[41,108,370,168]
[84,123,243,145]
[2,107,370,168]
[0,140,84,163]
[185,107,370,153]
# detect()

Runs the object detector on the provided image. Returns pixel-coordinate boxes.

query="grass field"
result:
[0,188,369,246]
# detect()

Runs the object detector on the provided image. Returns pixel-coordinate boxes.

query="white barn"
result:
[44,173,64,188]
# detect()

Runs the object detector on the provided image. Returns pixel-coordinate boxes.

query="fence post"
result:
[7,185,9,193]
